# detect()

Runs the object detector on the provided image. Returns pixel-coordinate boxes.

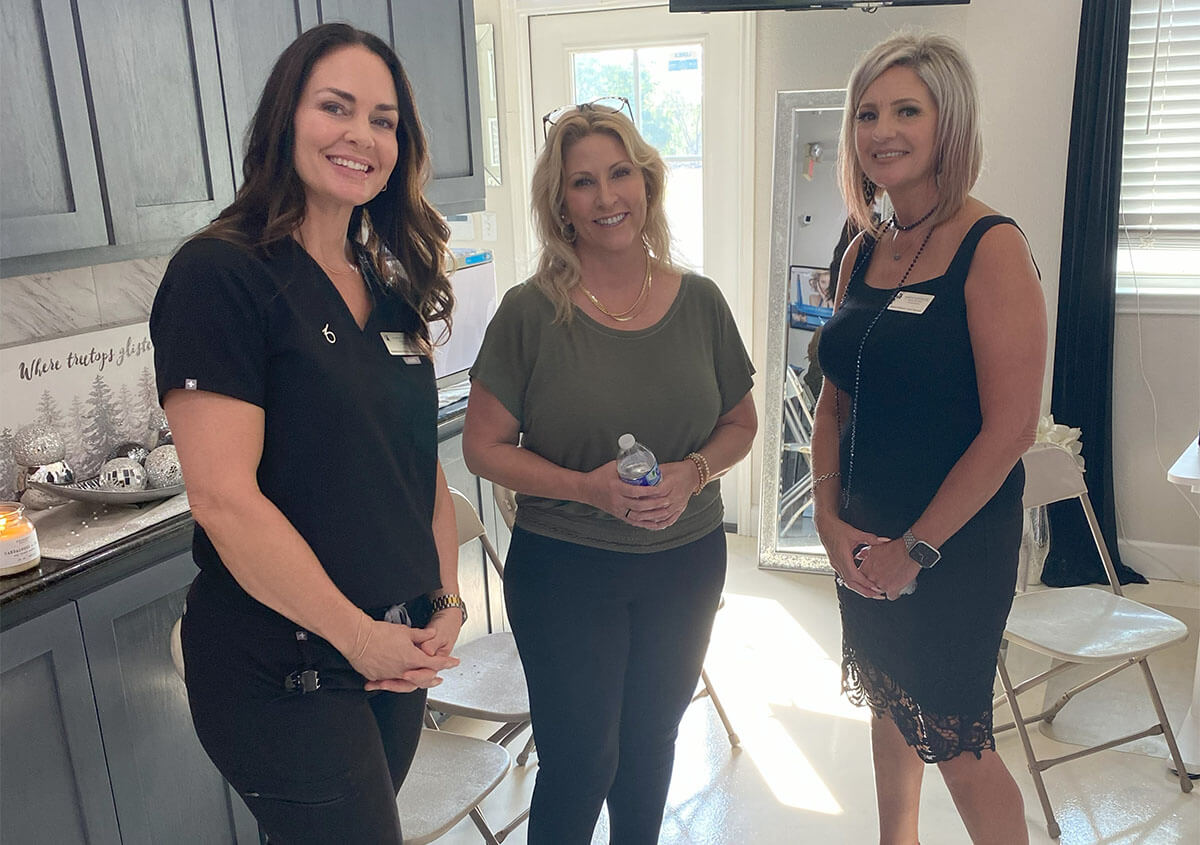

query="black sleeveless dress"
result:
[817,215,1025,762]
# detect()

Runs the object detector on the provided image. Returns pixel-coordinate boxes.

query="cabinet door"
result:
[319,0,484,214]
[0,604,122,845]
[76,553,258,845]
[213,0,319,186]
[76,0,236,245]
[0,0,107,258]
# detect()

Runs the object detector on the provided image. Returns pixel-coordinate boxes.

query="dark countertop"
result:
[0,403,468,631]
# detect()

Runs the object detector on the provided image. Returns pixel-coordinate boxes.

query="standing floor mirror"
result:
[758,89,847,573]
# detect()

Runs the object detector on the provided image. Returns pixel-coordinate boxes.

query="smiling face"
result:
[560,131,648,259]
[854,64,939,198]
[292,45,399,214]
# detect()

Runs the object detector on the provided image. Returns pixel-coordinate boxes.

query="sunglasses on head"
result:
[542,96,634,139]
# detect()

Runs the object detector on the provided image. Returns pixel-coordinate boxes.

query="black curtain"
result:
[1043,0,1145,587]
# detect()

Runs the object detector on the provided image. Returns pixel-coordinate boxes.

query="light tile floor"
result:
[433,534,1199,844]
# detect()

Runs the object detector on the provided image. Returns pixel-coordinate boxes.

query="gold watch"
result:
[429,593,468,624]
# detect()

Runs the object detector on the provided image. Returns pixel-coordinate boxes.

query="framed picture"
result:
[787,264,834,329]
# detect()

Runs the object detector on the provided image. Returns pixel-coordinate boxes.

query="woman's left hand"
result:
[624,460,698,531]
[856,539,921,600]
[419,609,464,657]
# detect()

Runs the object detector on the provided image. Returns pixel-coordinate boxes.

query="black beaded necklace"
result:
[836,222,936,509]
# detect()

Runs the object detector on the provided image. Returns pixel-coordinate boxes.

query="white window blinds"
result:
[1120,0,1200,244]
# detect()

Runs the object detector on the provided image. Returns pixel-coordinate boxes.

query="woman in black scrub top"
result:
[150,24,464,844]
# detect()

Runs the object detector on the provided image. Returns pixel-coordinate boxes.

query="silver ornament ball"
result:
[105,441,150,465]
[146,408,173,449]
[12,424,65,466]
[99,457,148,491]
[145,445,183,489]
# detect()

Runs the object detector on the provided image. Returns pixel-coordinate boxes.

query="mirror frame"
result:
[758,88,846,573]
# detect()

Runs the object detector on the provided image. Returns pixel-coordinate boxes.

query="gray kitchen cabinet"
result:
[318,0,484,214]
[76,552,259,845]
[212,0,321,185]
[0,0,108,259]
[74,0,237,246]
[0,604,122,845]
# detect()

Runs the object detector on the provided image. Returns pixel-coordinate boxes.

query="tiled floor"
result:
[433,533,1199,844]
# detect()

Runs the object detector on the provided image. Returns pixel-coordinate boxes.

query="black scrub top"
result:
[150,236,441,610]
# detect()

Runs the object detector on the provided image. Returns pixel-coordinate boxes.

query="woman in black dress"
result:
[813,33,1046,844]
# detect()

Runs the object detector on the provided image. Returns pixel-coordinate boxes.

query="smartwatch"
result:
[902,530,941,569]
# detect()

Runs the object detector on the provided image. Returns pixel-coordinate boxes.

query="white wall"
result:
[1114,302,1200,580]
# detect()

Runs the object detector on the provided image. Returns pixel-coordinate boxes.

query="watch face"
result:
[909,541,940,569]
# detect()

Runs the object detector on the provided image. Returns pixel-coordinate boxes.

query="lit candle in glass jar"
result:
[0,501,42,576]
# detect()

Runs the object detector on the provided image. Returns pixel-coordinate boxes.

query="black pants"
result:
[180,572,429,844]
[505,525,727,845]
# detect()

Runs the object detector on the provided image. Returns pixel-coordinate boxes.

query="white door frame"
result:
[501,0,758,533]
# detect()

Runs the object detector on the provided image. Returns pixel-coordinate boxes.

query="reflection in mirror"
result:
[475,24,501,187]
[759,89,848,573]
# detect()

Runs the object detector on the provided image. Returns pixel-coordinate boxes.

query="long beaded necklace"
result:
[837,220,936,509]
[580,252,652,322]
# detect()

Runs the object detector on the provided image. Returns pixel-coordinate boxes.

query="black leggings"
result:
[505,525,727,845]
[180,573,429,844]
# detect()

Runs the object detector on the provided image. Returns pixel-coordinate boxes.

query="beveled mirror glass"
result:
[475,24,501,187]
[758,89,847,573]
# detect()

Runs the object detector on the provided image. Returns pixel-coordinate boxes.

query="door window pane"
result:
[571,45,704,270]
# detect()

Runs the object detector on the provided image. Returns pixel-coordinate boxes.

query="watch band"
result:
[429,593,468,624]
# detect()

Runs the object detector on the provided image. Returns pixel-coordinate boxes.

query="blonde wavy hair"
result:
[837,31,984,237]
[530,105,677,323]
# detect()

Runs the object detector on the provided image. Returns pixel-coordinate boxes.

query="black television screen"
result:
[670,1,968,11]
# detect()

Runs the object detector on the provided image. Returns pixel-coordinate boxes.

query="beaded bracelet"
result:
[812,470,841,488]
[685,451,711,495]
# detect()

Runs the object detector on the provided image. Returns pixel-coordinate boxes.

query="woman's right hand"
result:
[350,619,460,693]
[580,460,662,522]
[814,511,886,599]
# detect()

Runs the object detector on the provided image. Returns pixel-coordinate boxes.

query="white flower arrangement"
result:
[1036,415,1085,471]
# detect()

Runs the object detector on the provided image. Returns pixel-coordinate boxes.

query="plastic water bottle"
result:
[616,433,661,486]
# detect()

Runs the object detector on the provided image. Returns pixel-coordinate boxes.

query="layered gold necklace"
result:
[580,252,652,322]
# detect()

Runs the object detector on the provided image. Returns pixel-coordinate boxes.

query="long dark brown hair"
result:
[199,23,452,345]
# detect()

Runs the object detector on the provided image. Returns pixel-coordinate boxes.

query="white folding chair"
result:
[168,618,512,845]
[421,488,534,842]
[994,443,1193,838]
[493,484,739,749]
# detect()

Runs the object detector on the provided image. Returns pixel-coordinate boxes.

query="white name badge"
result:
[380,331,424,358]
[887,291,935,314]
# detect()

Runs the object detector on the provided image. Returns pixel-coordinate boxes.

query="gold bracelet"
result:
[685,452,711,495]
[813,470,841,488]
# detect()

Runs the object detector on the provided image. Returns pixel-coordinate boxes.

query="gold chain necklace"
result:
[298,231,358,275]
[580,254,652,322]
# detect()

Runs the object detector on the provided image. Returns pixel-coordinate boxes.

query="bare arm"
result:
[858,223,1046,593]
[166,389,458,688]
[811,234,887,597]
[463,383,756,530]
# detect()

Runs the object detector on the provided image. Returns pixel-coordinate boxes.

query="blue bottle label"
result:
[626,465,661,486]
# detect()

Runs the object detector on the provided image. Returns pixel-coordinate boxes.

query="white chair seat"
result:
[399,729,511,845]
[427,632,529,722]
[1005,587,1189,662]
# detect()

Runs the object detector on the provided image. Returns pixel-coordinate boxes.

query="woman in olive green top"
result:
[463,99,755,845]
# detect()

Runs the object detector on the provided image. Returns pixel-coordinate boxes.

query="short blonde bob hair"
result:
[838,32,983,235]
[530,105,676,323]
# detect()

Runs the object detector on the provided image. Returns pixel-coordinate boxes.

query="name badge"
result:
[380,331,424,359]
[887,291,934,314]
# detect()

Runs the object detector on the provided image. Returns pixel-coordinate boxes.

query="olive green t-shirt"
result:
[469,273,754,553]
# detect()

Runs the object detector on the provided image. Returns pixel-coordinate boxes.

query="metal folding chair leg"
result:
[996,652,1061,839]
[1137,658,1194,793]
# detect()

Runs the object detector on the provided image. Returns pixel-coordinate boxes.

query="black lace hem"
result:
[841,644,995,763]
